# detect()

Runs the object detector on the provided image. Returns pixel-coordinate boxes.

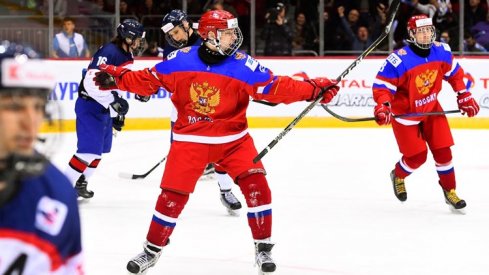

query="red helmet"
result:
[198,10,243,56]
[198,10,237,39]
[407,14,435,49]
[407,14,433,31]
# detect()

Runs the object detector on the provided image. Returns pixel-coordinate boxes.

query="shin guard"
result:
[238,173,272,240]
[146,189,189,247]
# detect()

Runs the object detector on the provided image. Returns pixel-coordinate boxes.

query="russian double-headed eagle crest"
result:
[190,82,220,114]
[415,69,438,95]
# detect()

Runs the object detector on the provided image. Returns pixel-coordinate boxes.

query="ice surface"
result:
[50,128,489,275]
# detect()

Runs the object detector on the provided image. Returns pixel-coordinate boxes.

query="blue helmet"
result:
[117,19,145,41]
[117,19,146,56]
[161,9,192,48]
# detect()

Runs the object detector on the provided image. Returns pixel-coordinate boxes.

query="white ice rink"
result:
[49,128,489,275]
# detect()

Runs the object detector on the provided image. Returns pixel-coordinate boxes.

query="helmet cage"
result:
[200,16,243,56]
[407,17,435,49]
[117,19,146,56]
[214,27,243,56]
[162,22,190,48]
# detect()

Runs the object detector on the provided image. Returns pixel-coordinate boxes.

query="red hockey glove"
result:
[94,64,130,90]
[308,77,340,104]
[457,91,479,117]
[374,102,392,125]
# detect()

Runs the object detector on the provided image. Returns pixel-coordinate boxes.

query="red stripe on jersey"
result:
[0,229,63,271]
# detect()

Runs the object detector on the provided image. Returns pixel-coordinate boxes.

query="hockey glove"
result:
[457,91,479,117]
[374,102,392,125]
[110,91,129,116]
[135,94,151,102]
[112,114,125,132]
[307,77,340,104]
[94,64,130,90]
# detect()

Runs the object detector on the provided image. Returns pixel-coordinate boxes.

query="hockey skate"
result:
[220,189,242,216]
[255,239,276,274]
[74,175,94,199]
[127,241,163,275]
[199,164,216,181]
[390,170,407,202]
[442,188,466,214]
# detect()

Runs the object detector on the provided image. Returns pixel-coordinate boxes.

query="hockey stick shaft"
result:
[322,105,461,122]
[253,0,400,163]
[119,156,167,180]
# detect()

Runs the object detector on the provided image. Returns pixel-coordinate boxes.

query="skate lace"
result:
[445,189,461,204]
[131,251,156,268]
[222,191,239,204]
[394,178,406,194]
[257,251,274,265]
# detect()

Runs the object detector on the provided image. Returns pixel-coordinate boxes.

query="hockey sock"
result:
[83,158,101,182]
[216,172,235,191]
[237,173,272,240]
[146,189,189,247]
[432,147,456,190]
[66,155,89,184]
[394,151,427,179]
[65,153,101,184]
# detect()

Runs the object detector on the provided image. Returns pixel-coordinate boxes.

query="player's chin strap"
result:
[206,38,227,56]
[0,153,46,207]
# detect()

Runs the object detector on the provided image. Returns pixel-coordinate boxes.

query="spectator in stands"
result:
[136,0,162,44]
[440,30,451,44]
[465,0,487,32]
[464,32,488,52]
[471,12,489,50]
[336,6,362,50]
[120,0,138,21]
[52,17,90,58]
[261,2,293,56]
[291,12,318,53]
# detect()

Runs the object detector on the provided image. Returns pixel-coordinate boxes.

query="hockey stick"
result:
[321,105,461,122]
[253,0,401,163]
[118,156,167,180]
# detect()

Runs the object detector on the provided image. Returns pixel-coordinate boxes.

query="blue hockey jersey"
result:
[0,163,83,274]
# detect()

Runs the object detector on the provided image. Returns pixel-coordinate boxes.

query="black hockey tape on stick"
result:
[119,156,167,180]
[253,0,401,163]
[321,105,461,122]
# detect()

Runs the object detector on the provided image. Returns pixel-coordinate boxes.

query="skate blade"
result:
[448,206,466,215]
[226,208,240,216]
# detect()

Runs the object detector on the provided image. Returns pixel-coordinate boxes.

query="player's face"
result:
[130,37,143,51]
[0,94,46,158]
[413,25,434,45]
[167,26,188,45]
[218,28,238,51]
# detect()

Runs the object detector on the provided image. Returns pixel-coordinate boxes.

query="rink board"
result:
[41,57,489,130]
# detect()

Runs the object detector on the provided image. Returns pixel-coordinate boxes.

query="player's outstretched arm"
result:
[94,64,161,96]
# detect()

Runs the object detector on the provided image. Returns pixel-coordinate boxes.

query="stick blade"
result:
[118,172,142,180]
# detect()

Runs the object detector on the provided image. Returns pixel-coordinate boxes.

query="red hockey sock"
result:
[432,147,456,190]
[394,151,427,179]
[146,189,189,246]
[238,173,272,240]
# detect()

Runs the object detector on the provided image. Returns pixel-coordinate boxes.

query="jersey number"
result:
[4,253,27,275]
[96,56,108,66]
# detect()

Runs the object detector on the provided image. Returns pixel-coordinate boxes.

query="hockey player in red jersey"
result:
[94,10,339,275]
[372,14,479,213]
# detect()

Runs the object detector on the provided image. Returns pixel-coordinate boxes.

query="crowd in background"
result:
[2,0,489,57]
